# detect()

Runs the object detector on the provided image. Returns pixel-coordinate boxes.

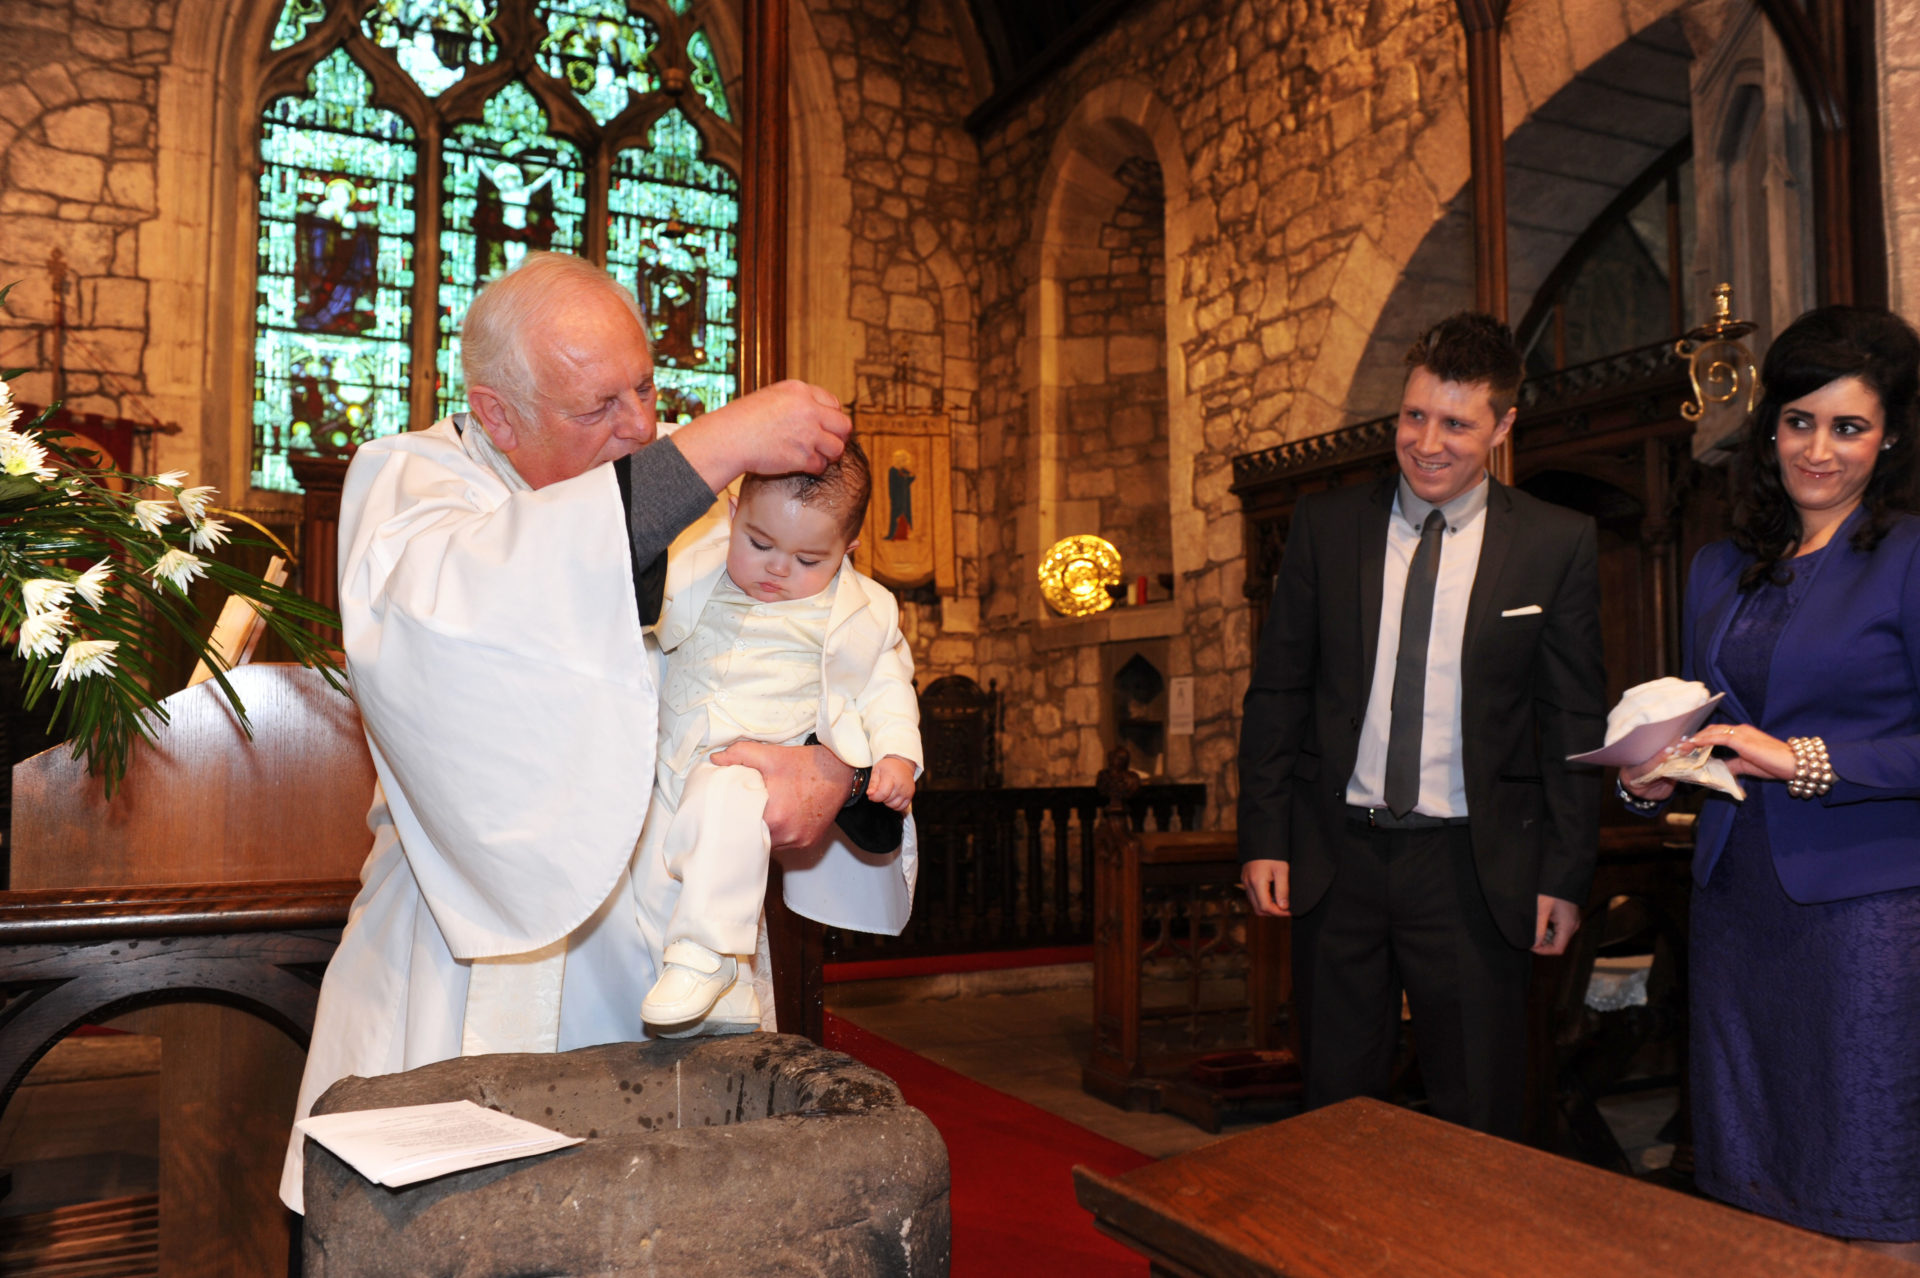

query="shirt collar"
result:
[453,411,532,494]
[1395,472,1491,534]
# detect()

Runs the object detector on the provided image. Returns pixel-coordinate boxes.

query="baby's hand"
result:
[867,756,916,812]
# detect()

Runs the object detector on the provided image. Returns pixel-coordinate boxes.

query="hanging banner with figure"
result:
[852,410,955,595]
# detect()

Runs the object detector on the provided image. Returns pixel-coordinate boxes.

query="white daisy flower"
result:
[21,578,74,615]
[74,561,113,608]
[175,485,217,520]
[151,470,188,489]
[147,547,207,591]
[0,430,55,482]
[53,638,119,688]
[0,379,17,432]
[131,499,172,534]
[189,517,231,552]
[16,607,71,658]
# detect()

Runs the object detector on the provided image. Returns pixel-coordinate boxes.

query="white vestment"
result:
[279,418,918,1212]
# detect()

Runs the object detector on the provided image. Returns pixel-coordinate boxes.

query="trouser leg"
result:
[661,760,772,956]
[1292,820,1401,1111]
[1389,825,1530,1139]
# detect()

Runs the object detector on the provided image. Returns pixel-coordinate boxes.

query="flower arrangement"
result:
[0,281,343,791]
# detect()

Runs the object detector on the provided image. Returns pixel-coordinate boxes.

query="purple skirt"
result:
[1690,791,1920,1241]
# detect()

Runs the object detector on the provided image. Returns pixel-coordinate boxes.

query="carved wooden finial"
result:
[1096,746,1141,815]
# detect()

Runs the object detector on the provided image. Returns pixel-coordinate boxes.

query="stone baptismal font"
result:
[301,1034,951,1276]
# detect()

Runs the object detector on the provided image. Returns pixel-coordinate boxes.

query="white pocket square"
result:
[1501,604,1543,617]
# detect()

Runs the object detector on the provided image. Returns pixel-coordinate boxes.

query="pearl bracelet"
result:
[1786,736,1834,800]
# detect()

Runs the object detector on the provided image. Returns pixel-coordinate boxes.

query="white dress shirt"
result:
[1346,474,1490,817]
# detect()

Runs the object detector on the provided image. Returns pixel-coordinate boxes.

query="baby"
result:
[640,438,921,1033]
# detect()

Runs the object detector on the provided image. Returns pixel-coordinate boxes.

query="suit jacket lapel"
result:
[824,559,871,638]
[1357,474,1395,680]
[1462,477,1514,663]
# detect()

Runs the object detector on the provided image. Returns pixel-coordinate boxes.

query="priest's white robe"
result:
[279,418,917,1212]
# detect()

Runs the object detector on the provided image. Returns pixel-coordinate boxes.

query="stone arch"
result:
[1023,78,1195,623]
[787,0,854,397]
[147,0,274,496]
[1294,0,1697,430]
[1688,1,1814,354]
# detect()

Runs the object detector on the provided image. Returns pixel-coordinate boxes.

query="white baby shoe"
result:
[642,939,738,1028]
[653,977,762,1039]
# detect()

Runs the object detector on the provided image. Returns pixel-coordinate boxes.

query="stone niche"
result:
[302,1035,950,1277]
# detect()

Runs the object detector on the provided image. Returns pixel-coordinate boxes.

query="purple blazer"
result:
[1685,508,1920,902]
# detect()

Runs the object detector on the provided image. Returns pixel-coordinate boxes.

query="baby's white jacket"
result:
[652,518,925,776]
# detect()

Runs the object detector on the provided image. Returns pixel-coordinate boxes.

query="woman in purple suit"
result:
[1623,306,1920,1259]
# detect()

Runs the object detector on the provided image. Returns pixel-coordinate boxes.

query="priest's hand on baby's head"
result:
[868,756,916,812]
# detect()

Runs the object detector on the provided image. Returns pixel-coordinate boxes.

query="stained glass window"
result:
[534,0,660,127]
[253,1,741,492]
[436,84,588,419]
[687,30,731,122]
[362,0,498,97]
[270,0,324,51]
[609,110,738,424]
[253,49,416,492]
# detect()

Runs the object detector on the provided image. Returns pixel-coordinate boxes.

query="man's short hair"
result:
[1403,311,1524,419]
[739,437,872,541]
[461,252,649,419]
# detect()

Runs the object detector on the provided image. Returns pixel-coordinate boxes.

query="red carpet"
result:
[823,1012,1151,1277]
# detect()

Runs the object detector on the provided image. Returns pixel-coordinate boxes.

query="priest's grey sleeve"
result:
[614,440,715,625]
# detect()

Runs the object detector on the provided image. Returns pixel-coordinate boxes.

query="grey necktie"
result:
[1384,508,1447,818]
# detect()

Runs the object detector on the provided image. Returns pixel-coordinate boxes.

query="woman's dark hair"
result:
[1730,305,1920,590]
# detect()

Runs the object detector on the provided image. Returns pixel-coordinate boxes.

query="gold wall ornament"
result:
[1039,534,1123,617]
[1674,282,1758,423]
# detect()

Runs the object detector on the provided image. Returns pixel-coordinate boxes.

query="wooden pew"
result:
[1081,816,1292,1122]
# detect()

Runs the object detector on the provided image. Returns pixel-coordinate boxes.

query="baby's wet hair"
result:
[738,436,872,540]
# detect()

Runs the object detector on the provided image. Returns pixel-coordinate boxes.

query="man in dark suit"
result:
[1237,312,1605,1138]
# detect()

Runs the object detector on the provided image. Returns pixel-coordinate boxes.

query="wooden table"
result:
[1074,1098,1909,1277]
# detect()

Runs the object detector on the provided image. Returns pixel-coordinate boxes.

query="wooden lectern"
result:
[4,665,373,1275]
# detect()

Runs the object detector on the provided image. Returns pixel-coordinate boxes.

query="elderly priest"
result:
[279,252,908,1212]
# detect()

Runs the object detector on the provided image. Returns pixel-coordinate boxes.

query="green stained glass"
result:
[362,0,497,98]
[686,30,731,122]
[667,0,689,12]
[437,82,587,418]
[270,0,325,50]
[609,110,738,424]
[533,0,659,127]
[253,48,417,493]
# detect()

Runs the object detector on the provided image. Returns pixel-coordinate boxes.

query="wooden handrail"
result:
[0,879,358,943]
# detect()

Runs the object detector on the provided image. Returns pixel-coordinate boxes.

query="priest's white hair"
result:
[461,252,650,419]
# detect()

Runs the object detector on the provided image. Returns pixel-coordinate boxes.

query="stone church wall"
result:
[964,0,1472,813]
[799,0,1719,820]
[1060,156,1172,596]
[0,0,174,424]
